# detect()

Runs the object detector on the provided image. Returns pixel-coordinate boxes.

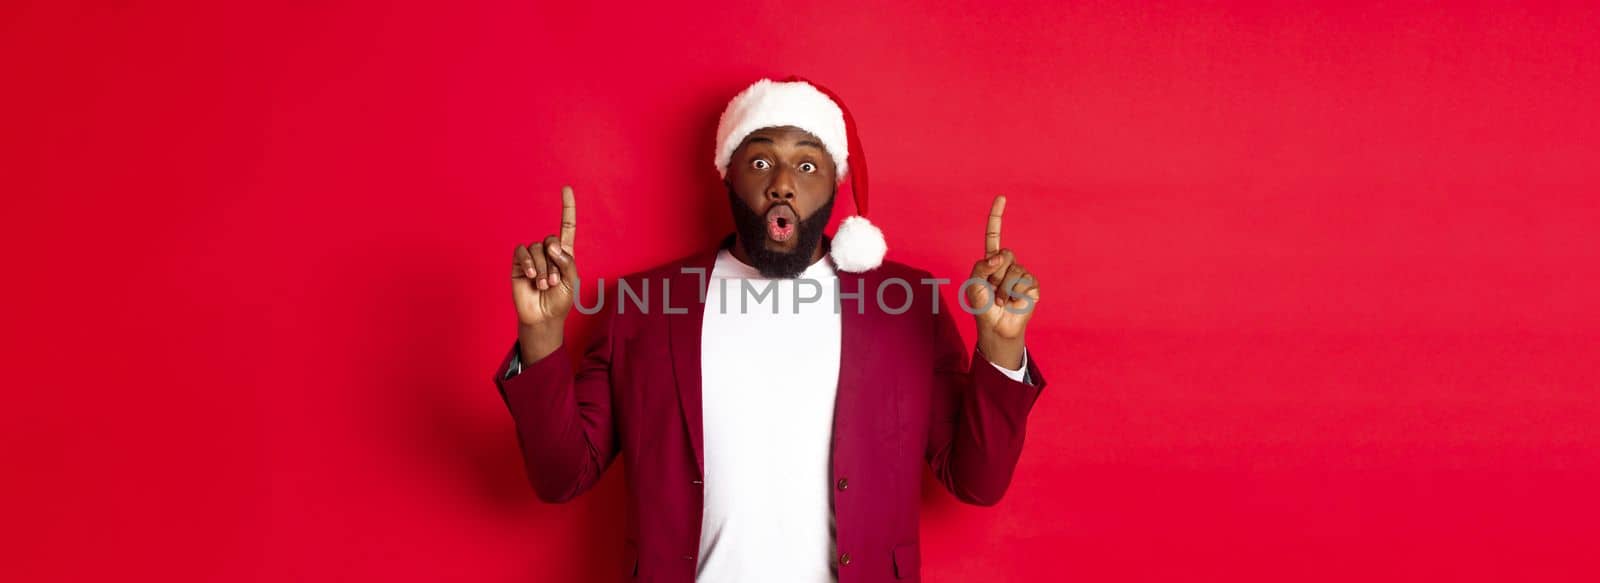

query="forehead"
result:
[737,125,828,152]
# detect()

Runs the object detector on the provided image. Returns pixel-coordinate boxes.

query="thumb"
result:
[547,242,578,288]
[967,260,997,307]
[971,252,1004,279]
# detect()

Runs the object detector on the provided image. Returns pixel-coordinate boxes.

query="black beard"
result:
[727,186,835,278]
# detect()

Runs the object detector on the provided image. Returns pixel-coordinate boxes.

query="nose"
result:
[766,166,796,201]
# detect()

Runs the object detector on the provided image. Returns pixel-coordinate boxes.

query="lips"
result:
[765,204,798,242]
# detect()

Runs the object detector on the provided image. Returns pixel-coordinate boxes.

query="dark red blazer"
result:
[494,243,1047,582]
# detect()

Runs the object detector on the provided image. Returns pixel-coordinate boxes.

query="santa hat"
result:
[714,76,886,272]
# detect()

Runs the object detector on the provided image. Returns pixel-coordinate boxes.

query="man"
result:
[496,77,1045,582]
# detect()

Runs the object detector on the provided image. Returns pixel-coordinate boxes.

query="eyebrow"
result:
[742,136,825,151]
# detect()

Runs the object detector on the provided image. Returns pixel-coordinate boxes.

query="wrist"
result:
[518,321,565,363]
[977,334,1025,370]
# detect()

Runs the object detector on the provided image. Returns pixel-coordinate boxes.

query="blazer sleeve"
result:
[492,309,621,504]
[924,291,1048,506]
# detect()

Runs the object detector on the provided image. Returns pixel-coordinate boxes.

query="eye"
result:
[798,162,817,173]
[751,159,771,170]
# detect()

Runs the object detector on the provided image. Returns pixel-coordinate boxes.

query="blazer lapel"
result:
[668,246,721,477]
[832,268,881,469]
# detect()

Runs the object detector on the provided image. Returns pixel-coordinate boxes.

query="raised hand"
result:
[511,185,579,361]
[966,194,1040,369]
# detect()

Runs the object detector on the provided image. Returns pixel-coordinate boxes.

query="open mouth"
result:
[765,204,798,242]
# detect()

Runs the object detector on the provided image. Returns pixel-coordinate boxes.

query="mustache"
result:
[735,197,832,228]
[753,200,800,219]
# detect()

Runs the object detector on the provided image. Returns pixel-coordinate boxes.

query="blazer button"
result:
[836,478,849,491]
[838,552,852,566]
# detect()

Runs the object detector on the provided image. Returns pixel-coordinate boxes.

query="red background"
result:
[5,1,1598,581]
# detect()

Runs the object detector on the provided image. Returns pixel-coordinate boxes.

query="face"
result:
[724,126,839,277]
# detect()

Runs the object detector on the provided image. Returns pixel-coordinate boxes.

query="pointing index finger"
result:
[560,185,576,251]
[986,194,1006,254]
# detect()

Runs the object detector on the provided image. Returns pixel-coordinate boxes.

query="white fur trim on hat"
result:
[829,215,886,272]
[715,79,849,180]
